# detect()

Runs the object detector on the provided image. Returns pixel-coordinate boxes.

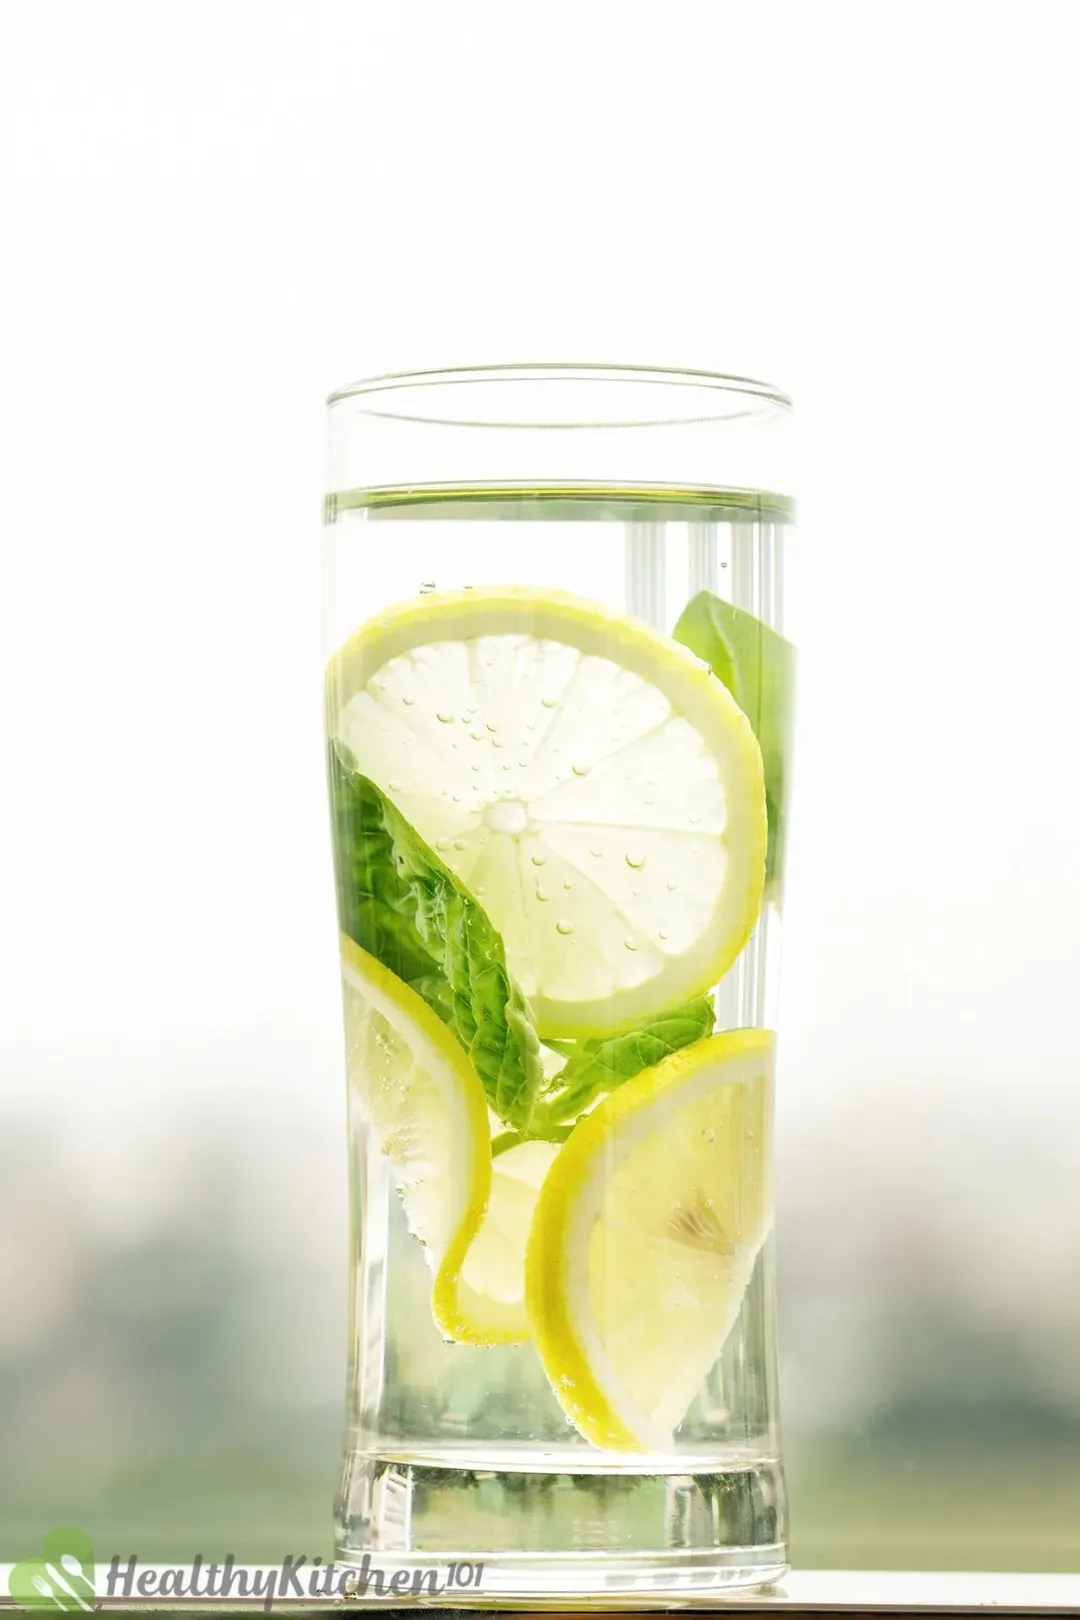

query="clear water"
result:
[325,487,793,1601]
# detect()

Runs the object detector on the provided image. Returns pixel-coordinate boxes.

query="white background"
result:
[2,0,1079,1568]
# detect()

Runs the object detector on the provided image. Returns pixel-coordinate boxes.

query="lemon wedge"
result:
[328,587,767,1039]
[525,1029,773,1451]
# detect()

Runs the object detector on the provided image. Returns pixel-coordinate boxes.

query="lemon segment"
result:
[339,935,492,1343]
[327,587,767,1039]
[525,1029,774,1451]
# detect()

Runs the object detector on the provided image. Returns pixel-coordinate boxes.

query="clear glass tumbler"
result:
[324,366,794,1602]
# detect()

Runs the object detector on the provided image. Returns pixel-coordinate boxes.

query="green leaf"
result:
[673,592,794,891]
[534,996,717,1128]
[491,1126,573,1158]
[328,746,544,1130]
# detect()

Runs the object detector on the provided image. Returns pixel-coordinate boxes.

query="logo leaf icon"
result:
[8,1529,95,1612]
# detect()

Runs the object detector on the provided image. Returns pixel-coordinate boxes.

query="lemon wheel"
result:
[327,587,767,1039]
[456,1139,561,1345]
[525,1029,774,1451]
[339,936,493,1342]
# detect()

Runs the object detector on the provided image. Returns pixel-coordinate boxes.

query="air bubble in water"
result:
[667,880,679,892]
[571,761,589,777]
[436,711,454,724]
[453,837,468,850]
[535,885,549,902]
[556,919,575,935]
[625,851,645,870]
[531,853,548,867]
[624,937,640,952]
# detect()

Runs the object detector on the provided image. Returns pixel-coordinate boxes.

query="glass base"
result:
[337,1451,787,1605]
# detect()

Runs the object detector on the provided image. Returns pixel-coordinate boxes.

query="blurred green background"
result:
[2,1087,1077,1571]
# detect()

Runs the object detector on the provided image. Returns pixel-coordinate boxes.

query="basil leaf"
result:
[328,746,544,1130]
[673,592,794,891]
[535,996,717,1128]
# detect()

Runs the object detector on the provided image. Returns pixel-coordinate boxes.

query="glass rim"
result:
[326,363,791,430]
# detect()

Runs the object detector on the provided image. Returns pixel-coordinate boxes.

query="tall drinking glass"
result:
[324,366,794,1602]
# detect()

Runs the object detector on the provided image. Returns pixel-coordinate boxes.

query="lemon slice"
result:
[327,587,767,1039]
[457,1139,561,1344]
[525,1029,773,1451]
[339,935,492,1342]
